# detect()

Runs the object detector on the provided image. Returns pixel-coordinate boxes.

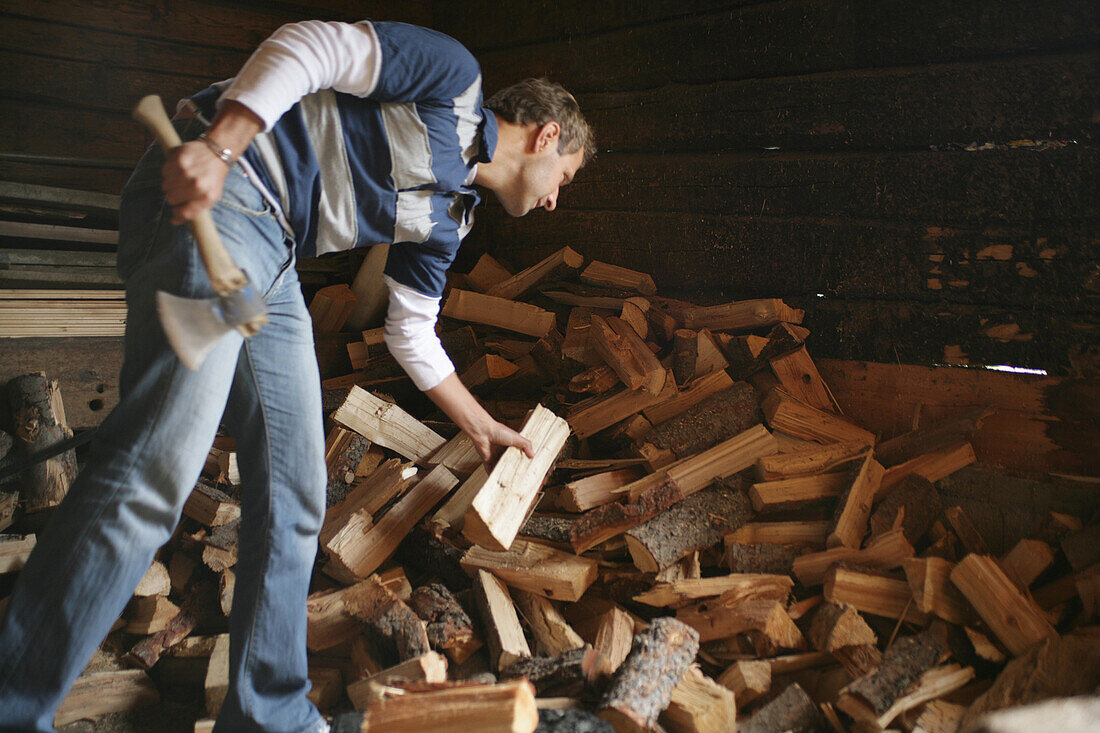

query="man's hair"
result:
[485,78,595,165]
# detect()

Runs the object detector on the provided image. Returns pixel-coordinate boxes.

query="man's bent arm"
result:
[425,374,534,464]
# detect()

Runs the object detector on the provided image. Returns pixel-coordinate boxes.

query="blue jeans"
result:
[0,124,329,733]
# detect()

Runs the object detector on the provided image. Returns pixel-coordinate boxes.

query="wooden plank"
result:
[950,554,1057,655]
[818,360,1100,476]
[460,539,598,603]
[441,289,556,338]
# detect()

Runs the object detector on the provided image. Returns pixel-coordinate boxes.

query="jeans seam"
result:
[236,339,277,724]
[0,357,185,694]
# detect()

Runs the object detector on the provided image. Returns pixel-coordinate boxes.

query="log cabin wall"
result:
[433,0,1099,377]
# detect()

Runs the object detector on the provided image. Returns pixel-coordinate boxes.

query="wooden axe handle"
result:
[132,94,249,297]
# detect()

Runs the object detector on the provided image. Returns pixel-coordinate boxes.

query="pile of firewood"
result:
[2,246,1098,732]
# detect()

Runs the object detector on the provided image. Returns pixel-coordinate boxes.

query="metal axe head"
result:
[157,281,269,370]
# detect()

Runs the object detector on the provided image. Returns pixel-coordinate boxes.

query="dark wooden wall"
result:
[0,0,431,195]
[435,0,1099,377]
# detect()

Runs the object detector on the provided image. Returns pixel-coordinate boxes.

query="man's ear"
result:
[533,121,561,153]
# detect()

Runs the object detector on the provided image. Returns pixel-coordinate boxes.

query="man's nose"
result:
[544,189,558,211]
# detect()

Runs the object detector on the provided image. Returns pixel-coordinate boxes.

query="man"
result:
[0,19,591,732]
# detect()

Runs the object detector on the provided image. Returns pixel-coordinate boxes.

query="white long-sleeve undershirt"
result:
[219,20,381,131]
[382,275,456,391]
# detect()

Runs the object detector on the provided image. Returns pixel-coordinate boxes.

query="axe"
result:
[132,95,268,370]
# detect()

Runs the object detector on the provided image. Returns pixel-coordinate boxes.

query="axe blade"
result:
[156,291,234,370]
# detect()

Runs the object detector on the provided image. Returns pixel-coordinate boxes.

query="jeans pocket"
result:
[116,189,169,282]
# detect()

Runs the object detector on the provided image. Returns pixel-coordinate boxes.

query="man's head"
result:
[479,79,594,217]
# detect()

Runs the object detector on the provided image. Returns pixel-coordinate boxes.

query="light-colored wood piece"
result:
[903,557,972,625]
[325,465,458,582]
[748,471,849,512]
[54,670,159,727]
[559,467,644,512]
[754,440,869,480]
[513,590,585,656]
[725,520,830,547]
[460,354,519,390]
[588,314,666,394]
[793,528,915,586]
[770,345,834,412]
[823,565,930,624]
[346,652,449,710]
[204,634,230,717]
[463,404,570,551]
[486,246,584,300]
[444,289,557,338]
[949,553,1056,656]
[1000,539,1055,589]
[763,388,876,446]
[828,455,886,548]
[183,483,240,527]
[633,574,793,609]
[353,679,539,733]
[465,253,513,292]
[460,539,598,602]
[878,442,976,497]
[677,597,806,647]
[592,606,635,677]
[124,595,181,634]
[472,569,532,671]
[132,560,171,597]
[426,431,482,478]
[309,283,357,332]
[567,375,675,439]
[580,260,657,295]
[716,659,770,706]
[0,534,36,574]
[681,298,804,331]
[332,387,446,463]
[662,665,737,733]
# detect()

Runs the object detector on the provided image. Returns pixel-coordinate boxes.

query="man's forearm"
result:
[424,373,496,437]
[206,101,265,161]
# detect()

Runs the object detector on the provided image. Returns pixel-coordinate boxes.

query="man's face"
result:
[497,141,584,218]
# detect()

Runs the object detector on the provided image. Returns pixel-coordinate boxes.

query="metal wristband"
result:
[198,132,236,166]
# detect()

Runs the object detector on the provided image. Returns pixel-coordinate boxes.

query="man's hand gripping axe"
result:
[132,95,268,370]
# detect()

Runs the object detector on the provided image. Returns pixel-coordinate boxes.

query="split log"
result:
[408,582,482,665]
[567,377,674,440]
[322,459,416,546]
[124,596,181,635]
[836,629,948,724]
[568,364,621,395]
[640,382,760,458]
[903,557,972,625]
[949,554,1056,656]
[205,634,230,717]
[183,481,241,527]
[332,387,446,463]
[749,471,849,512]
[460,354,519,391]
[806,602,878,652]
[828,454,886,548]
[562,307,606,366]
[346,652,449,710]
[999,539,1055,589]
[725,520,830,547]
[823,564,930,624]
[598,617,700,732]
[671,329,697,386]
[465,252,513,292]
[1059,523,1100,571]
[342,575,432,664]
[677,597,805,647]
[309,283,357,332]
[487,246,583,300]
[425,432,481,478]
[943,505,993,556]
[692,329,728,377]
[878,442,976,497]
[501,647,600,697]
[762,387,875,447]
[793,528,915,586]
[754,440,868,481]
[54,670,159,727]
[681,298,803,331]
[661,665,736,733]
[592,606,634,677]
[580,260,657,296]
[833,644,885,678]
[127,576,217,669]
[0,533,35,574]
[332,679,539,733]
[633,574,793,609]
[472,569,531,672]
[558,467,644,513]
[325,465,457,583]
[739,682,823,733]
[463,404,570,551]
[624,483,752,573]
[868,474,942,545]
[513,590,585,656]
[588,315,666,394]
[642,369,734,426]
[716,659,771,706]
[8,373,76,511]
[461,539,598,602]
[442,289,556,338]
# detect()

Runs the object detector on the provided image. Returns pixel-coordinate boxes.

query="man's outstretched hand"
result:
[425,373,534,465]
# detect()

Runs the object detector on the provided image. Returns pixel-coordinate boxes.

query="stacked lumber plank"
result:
[1,247,1096,732]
